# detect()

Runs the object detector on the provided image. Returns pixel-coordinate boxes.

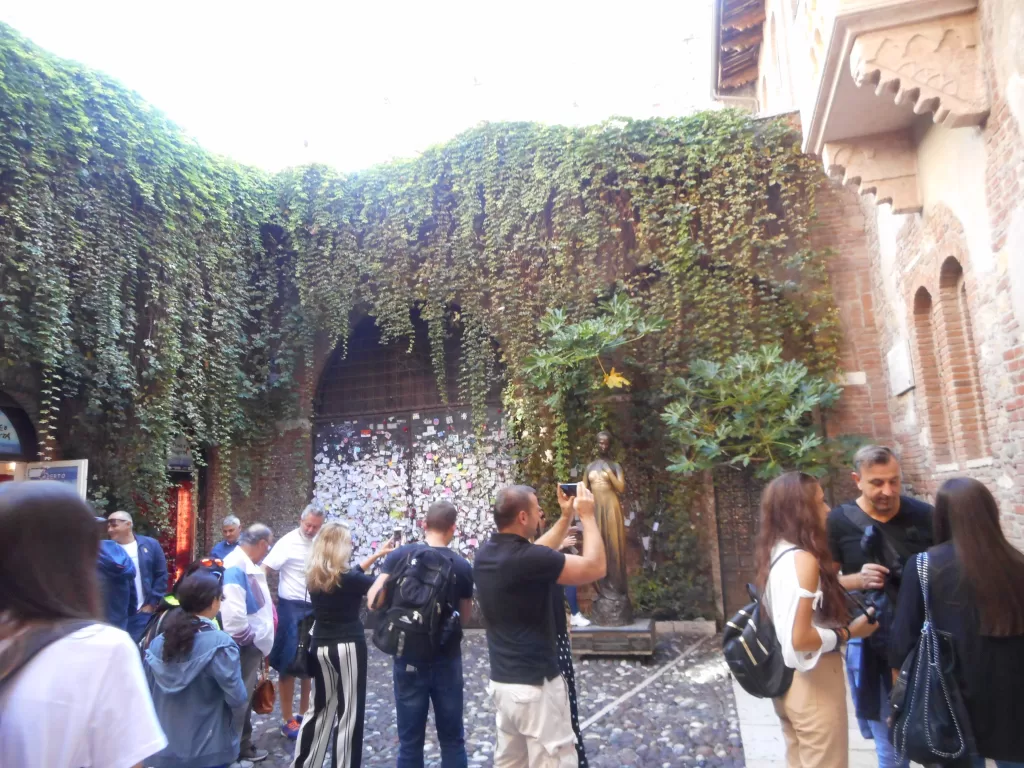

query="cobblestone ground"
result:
[248,632,743,768]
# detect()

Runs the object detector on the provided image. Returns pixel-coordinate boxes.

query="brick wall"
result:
[812,181,894,444]
[796,0,1024,548]
[861,197,1023,543]
[201,332,333,552]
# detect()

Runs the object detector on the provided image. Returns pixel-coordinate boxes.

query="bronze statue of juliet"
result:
[579,430,633,626]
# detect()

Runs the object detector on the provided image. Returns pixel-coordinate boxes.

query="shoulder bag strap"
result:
[0,620,95,692]
[842,503,913,561]
[917,552,931,625]
[762,546,801,609]
[770,546,800,570]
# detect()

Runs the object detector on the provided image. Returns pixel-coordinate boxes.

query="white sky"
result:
[1,0,716,172]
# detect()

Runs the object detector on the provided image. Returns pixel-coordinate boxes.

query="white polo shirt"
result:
[262,528,313,602]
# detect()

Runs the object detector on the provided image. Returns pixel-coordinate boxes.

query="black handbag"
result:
[285,593,315,678]
[889,553,974,764]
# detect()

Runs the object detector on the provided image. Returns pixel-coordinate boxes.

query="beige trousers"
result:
[489,676,579,768]
[772,652,849,768]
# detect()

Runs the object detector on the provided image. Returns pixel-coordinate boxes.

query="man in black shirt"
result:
[827,445,933,768]
[474,483,605,768]
[367,501,474,768]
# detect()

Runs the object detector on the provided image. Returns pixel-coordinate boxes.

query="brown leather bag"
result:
[252,658,275,715]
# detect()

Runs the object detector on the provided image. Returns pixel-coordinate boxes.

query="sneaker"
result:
[571,613,592,627]
[238,745,269,763]
[228,762,254,768]
[281,719,301,739]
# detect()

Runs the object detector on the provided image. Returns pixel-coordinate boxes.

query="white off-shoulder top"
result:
[764,540,839,672]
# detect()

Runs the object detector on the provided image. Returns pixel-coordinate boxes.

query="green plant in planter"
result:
[662,344,845,479]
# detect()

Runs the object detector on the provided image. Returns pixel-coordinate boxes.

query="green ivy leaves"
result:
[0,21,843,537]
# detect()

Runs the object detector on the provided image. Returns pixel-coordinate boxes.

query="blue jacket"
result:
[97,539,137,629]
[209,539,239,560]
[133,533,169,609]
[145,623,247,768]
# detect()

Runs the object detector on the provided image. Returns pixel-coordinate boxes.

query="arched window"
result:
[938,258,988,459]
[913,288,954,464]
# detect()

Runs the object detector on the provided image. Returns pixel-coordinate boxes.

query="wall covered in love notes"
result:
[312,406,515,560]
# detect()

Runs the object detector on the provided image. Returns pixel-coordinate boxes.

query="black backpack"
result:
[372,545,459,663]
[723,546,798,699]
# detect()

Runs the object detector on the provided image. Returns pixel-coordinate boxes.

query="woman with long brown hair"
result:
[756,472,878,767]
[0,481,167,768]
[890,477,1024,767]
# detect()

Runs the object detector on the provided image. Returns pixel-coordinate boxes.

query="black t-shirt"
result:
[827,496,934,575]
[473,532,566,684]
[382,542,474,657]
[310,567,376,642]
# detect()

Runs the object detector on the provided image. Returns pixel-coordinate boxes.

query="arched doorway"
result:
[0,392,38,483]
[312,314,510,561]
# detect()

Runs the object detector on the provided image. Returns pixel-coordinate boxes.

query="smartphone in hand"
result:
[391,527,403,546]
[559,483,578,497]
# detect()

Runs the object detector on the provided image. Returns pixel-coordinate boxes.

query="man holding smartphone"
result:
[473,483,605,768]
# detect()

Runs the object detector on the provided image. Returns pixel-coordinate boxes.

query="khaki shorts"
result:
[488,675,579,768]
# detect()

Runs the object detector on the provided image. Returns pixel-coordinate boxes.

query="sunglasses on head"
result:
[200,558,223,568]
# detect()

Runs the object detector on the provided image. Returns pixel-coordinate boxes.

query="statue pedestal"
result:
[569,618,656,657]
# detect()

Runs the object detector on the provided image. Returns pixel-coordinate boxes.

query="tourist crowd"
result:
[1,444,1023,768]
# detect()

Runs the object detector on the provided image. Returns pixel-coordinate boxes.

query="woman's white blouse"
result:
[765,540,838,672]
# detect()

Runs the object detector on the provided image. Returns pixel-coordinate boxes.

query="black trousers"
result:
[290,638,368,768]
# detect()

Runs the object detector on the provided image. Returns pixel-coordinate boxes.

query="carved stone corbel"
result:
[850,12,989,128]
[822,131,922,214]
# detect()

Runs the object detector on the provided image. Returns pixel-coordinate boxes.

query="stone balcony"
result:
[794,0,989,213]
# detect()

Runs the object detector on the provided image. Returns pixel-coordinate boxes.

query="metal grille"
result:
[714,467,767,617]
[315,316,462,419]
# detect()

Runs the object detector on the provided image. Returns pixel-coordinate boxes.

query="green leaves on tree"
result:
[662,344,845,479]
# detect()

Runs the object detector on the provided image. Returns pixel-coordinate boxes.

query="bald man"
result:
[107,510,169,642]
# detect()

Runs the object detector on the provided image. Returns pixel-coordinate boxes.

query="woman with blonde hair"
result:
[757,472,878,768]
[291,522,394,768]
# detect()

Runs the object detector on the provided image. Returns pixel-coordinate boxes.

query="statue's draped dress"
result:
[581,459,632,624]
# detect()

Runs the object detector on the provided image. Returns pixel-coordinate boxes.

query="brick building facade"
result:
[713,0,1024,544]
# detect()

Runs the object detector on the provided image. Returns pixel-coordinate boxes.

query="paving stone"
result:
[244,633,740,766]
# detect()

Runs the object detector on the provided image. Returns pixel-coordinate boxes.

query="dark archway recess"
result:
[315,313,466,420]
[310,311,511,562]
[0,391,38,461]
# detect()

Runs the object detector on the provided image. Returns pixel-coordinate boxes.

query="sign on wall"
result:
[167,435,193,471]
[0,411,21,455]
[19,459,89,499]
[887,339,915,396]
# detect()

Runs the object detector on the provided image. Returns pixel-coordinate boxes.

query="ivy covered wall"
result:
[0,22,842,543]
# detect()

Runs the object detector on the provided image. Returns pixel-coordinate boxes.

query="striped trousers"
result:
[291,638,368,768]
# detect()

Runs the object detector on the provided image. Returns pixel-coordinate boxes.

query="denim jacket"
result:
[144,621,247,768]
